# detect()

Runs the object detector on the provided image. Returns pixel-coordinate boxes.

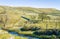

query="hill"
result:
[0,6,60,29]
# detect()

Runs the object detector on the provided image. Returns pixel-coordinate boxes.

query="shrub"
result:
[33,29,60,35]
[20,26,40,31]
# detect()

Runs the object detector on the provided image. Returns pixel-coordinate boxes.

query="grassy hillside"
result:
[0,6,60,29]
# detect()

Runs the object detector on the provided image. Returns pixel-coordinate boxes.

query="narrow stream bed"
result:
[7,30,40,39]
[0,28,40,39]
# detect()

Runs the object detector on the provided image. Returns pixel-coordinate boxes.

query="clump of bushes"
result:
[33,29,60,36]
[20,26,40,31]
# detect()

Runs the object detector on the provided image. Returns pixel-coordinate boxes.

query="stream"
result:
[1,28,40,39]
[7,30,41,39]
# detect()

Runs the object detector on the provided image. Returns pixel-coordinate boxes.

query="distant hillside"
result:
[0,6,60,14]
[15,7,60,13]
[0,6,60,29]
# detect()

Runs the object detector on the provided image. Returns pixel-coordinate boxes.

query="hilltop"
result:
[0,6,60,13]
